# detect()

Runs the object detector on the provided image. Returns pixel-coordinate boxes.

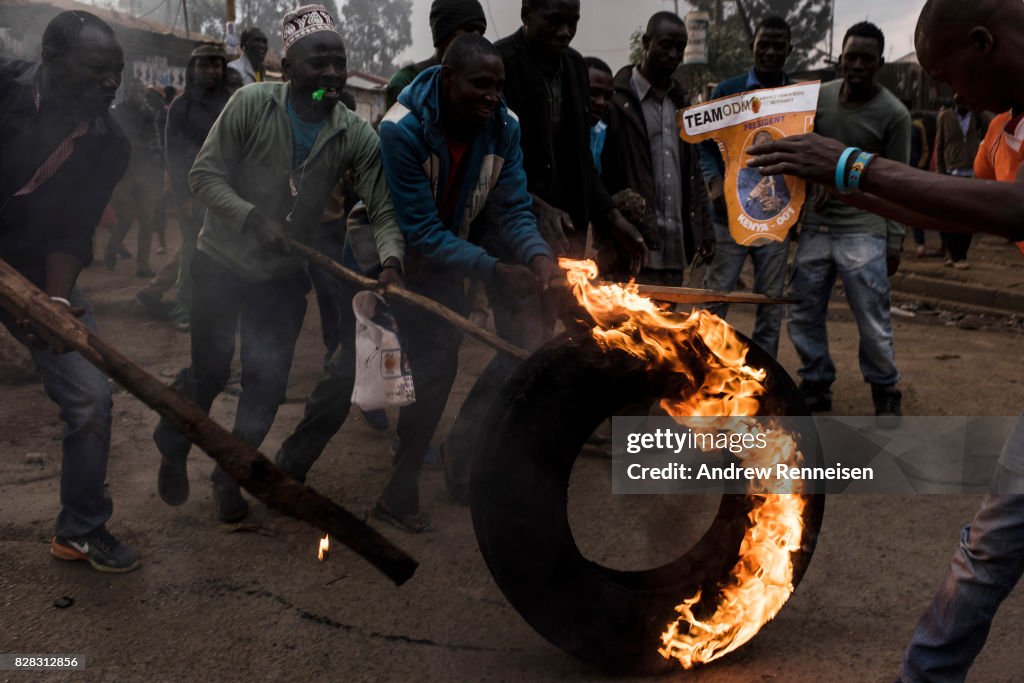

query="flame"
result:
[561,258,807,668]
[317,534,330,561]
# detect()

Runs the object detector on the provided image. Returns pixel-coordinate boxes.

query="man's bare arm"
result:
[747,133,1024,242]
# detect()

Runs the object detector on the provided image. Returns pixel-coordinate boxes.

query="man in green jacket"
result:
[153,4,404,522]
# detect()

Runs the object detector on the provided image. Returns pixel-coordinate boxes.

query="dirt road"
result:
[2,247,1023,682]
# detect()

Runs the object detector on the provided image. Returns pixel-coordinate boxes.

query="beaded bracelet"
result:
[847,151,877,193]
[835,147,861,194]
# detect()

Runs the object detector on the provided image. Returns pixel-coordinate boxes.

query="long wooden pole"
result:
[0,259,417,586]
[288,239,531,361]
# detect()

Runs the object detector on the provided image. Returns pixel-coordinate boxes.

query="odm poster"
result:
[680,82,821,246]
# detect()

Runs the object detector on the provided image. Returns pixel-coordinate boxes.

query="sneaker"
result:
[872,384,903,429]
[953,260,970,270]
[158,455,189,506]
[135,267,156,278]
[213,481,249,523]
[136,290,168,319]
[50,527,141,574]
[798,380,833,413]
[156,246,167,255]
[359,408,389,432]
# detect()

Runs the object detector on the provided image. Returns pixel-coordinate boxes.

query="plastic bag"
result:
[350,291,416,410]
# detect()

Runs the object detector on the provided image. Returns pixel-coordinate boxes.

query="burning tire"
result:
[470,329,825,674]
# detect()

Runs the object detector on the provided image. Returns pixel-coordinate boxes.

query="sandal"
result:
[372,502,432,534]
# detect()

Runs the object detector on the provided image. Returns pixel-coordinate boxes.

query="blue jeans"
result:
[703,220,789,357]
[1,288,113,537]
[900,416,1024,682]
[155,253,309,488]
[787,229,899,386]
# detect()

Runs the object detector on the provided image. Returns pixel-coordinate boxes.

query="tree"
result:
[688,0,832,72]
[337,0,413,77]
[628,12,750,98]
[182,0,293,54]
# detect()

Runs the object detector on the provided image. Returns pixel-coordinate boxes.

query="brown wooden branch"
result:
[554,279,797,306]
[0,259,417,586]
[288,239,530,361]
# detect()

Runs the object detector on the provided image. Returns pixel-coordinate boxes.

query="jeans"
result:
[787,229,899,386]
[702,220,789,358]
[308,219,348,363]
[154,252,309,487]
[1,288,113,537]
[900,416,1024,682]
[171,208,203,322]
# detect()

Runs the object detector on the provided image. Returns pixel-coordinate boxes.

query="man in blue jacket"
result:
[698,15,794,357]
[276,34,552,532]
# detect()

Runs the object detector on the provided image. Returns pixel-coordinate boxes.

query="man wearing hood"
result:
[275,34,552,532]
[139,43,231,331]
[153,5,403,523]
[385,0,487,109]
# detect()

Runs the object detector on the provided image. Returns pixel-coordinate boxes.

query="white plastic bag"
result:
[350,291,416,411]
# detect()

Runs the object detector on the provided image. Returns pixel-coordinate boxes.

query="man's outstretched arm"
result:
[747,132,1024,241]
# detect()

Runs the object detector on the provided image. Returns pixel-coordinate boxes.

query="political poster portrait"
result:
[680,82,821,246]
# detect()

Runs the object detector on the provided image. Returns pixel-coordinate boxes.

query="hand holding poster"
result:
[680,82,821,246]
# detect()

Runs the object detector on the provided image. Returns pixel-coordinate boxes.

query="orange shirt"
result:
[974,110,1024,255]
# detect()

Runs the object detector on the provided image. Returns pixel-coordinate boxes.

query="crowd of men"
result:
[2,0,1024,679]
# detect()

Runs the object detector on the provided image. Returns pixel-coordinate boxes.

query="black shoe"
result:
[158,455,189,506]
[872,384,903,429]
[213,481,249,523]
[135,267,156,278]
[274,449,307,484]
[799,380,833,413]
[136,290,169,319]
[372,502,432,533]
[51,526,141,574]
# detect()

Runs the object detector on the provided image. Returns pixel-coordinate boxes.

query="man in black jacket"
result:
[496,0,648,287]
[158,43,231,331]
[601,11,713,285]
[0,11,138,573]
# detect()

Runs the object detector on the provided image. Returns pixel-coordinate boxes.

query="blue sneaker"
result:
[360,408,389,432]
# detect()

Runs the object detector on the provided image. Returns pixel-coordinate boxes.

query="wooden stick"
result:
[288,239,530,361]
[554,279,795,306]
[628,283,797,306]
[0,259,417,586]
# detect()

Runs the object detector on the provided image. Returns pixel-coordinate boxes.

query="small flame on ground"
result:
[317,534,330,561]
[560,258,808,669]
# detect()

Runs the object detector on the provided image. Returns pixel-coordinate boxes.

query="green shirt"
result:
[386,64,423,110]
[803,79,911,252]
[189,82,404,282]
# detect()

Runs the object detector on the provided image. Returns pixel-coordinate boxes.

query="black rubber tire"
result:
[470,329,826,674]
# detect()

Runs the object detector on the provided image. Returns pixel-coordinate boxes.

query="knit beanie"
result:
[429,0,486,48]
[190,42,227,62]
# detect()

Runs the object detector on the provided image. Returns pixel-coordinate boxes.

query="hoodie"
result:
[378,66,551,282]
[165,54,231,202]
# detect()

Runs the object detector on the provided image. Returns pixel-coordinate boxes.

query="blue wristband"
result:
[847,151,877,193]
[836,147,861,194]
